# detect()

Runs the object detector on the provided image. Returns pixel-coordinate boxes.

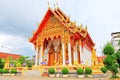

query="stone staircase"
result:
[23,70,40,76]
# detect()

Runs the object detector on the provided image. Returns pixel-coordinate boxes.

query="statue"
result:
[4,57,10,69]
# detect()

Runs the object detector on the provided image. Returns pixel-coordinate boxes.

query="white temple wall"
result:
[82,46,92,66]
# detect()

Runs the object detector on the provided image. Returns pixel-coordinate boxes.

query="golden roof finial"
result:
[72,21,76,27]
[54,1,58,10]
[80,23,83,27]
[67,22,71,27]
[75,27,78,32]
[61,16,64,22]
[65,15,70,23]
[79,23,82,30]
[54,3,56,9]
[47,0,50,9]
[56,0,58,9]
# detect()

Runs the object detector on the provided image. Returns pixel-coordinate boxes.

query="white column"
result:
[35,48,38,66]
[79,43,83,64]
[75,42,78,61]
[74,42,78,63]
[39,46,43,65]
[62,42,66,65]
[68,42,72,65]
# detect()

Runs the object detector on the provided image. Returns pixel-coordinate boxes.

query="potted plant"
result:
[10,69,17,76]
[85,67,93,78]
[62,68,69,77]
[48,68,55,77]
[76,68,85,78]
[100,67,108,76]
[2,69,9,75]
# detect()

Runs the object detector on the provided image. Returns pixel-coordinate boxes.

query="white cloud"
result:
[0,34,34,56]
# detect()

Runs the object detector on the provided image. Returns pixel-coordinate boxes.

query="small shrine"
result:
[92,49,104,74]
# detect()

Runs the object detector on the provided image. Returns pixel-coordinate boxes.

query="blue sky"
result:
[0,0,120,57]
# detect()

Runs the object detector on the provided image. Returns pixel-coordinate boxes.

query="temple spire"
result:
[54,1,58,9]
[56,1,58,9]
[47,0,50,9]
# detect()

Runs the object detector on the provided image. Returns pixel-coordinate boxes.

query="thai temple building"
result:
[29,6,96,67]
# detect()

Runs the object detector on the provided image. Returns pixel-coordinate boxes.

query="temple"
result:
[29,6,95,67]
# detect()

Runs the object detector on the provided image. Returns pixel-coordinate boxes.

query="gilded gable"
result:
[41,14,64,34]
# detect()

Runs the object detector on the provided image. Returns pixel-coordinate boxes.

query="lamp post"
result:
[0,45,23,56]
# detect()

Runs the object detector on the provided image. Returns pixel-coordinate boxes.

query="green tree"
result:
[115,51,120,68]
[26,59,34,67]
[103,43,119,78]
[118,40,120,51]
[103,43,114,55]
[100,67,108,74]
[0,58,4,69]
[16,56,29,67]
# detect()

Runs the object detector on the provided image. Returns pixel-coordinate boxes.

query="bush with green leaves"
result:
[103,43,114,55]
[48,68,55,74]
[100,67,108,73]
[0,58,4,69]
[10,69,17,74]
[76,68,84,75]
[103,43,119,78]
[115,51,120,68]
[62,68,69,74]
[2,69,9,73]
[85,67,92,75]
[0,69,3,74]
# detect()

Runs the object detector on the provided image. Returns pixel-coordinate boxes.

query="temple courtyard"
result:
[0,76,111,80]
[0,72,120,80]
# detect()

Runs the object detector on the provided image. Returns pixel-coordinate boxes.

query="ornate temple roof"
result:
[29,6,95,46]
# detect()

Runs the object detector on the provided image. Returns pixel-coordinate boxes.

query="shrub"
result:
[48,68,55,74]
[85,67,92,74]
[62,68,68,74]
[0,58,4,69]
[76,68,84,75]
[10,69,17,74]
[103,43,114,55]
[3,69,9,73]
[101,67,108,73]
[0,69,3,74]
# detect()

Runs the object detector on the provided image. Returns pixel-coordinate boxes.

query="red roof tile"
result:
[0,52,21,60]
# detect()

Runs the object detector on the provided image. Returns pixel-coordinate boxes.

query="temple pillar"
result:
[73,42,78,65]
[35,47,38,66]
[68,41,72,65]
[39,46,43,65]
[62,39,66,66]
[79,40,83,64]
[38,40,43,65]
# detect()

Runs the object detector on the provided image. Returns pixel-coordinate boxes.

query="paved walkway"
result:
[0,75,111,80]
[0,72,120,80]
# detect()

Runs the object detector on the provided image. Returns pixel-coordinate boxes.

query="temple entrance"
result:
[46,36,61,66]
[48,44,55,66]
